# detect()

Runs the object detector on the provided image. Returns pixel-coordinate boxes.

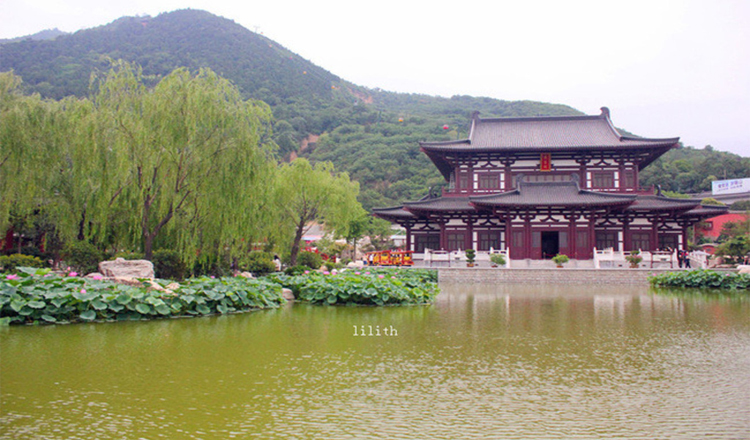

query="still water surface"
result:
[2,283,750,439]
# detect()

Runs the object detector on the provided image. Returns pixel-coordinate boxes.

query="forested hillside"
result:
[1,9,746,211]
[0,9,339,101]
[640,146,750,194]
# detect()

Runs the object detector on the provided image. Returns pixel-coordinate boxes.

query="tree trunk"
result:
[289,218,306,266]
[144,231,155,261]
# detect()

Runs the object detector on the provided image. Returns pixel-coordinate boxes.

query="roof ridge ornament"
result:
[600,107,610,118]
[468,111,480,141]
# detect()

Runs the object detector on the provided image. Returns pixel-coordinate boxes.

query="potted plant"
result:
[551,254,569,268]
[625,250,643,268]
[465,249,476,267]
[490,253,506,268]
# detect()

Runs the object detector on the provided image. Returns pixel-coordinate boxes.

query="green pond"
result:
[2,283,750,439]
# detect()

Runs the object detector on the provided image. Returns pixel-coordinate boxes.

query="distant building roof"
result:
[371,206,415,221]
[421,108,678,180]
[625,195,703,212]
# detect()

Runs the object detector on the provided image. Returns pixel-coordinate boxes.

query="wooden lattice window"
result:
[630,232,651,251]
[478,173,500,190]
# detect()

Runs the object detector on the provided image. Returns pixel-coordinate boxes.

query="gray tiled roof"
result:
[470,181,636,207]
[404,196,475,212]
[683,204,730,216]
[626,195,703,211]
[421,109,679,152]
[371,206,415,219]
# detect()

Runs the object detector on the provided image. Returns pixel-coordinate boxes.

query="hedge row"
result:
[649,269,750,290]
[268,268,439,306]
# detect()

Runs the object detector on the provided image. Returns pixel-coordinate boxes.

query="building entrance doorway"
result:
[541,231,559,259]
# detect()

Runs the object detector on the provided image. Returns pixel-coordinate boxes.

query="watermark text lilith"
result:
[353,325,398,336]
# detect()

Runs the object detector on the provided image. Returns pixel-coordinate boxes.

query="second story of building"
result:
[420,108,679,196]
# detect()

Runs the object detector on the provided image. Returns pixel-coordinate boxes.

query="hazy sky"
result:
[2,0,749,157]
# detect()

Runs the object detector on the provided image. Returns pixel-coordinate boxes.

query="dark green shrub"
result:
[650,269,750,290]
[324,261,335,271]
[238,251,277,276]
[114,250,145,260]
[192,253,231,278]
[0,253,45,273]
[270,269,439,306]
[490,253,506,266]
[17,246,49,261]
[152,249,188,280]
[284,265,309,276]
[297,251,323,270]
[63,241,103,274]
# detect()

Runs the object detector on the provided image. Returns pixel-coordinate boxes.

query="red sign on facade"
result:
[540,153,551,171]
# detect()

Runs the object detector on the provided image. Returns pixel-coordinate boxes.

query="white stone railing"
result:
[689,251,709,269]
[423,248,510,267]
[424,248,451,267]
[594,247,622,268]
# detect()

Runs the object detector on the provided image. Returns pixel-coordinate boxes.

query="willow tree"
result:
[0,72,59,230]
[274,158,365,266]
[91,62,276,260]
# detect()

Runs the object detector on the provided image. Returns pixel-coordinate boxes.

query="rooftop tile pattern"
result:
[470,181,636,207]
[421,110,679,152]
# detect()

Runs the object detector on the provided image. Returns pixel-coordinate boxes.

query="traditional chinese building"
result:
[373,108,727,261]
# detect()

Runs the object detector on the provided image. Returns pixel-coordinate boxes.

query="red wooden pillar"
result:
[680,221,690,251]
[439,220,447,251]
[524,214,532,259]
[503,212,512,256]
[568,214,577,258]
[622,217,630,252]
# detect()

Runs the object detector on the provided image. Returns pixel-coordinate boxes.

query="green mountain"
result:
[0,28,68,45]
[5,9,743,210]
[0,9,339,101]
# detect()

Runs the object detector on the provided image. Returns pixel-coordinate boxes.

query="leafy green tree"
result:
[273,158,364,266]
[715,235,750,263]
[719,217,750,239]
[90,62,277,260]
[0,72,57,230]
[731,201,750,211]
[365,217,395,251]
[343,212,372,258]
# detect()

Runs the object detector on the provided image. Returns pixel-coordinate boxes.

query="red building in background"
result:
[697,212,748,240]
[374,108,727,261]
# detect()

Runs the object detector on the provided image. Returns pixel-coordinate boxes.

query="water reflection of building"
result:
[374,108,726,262]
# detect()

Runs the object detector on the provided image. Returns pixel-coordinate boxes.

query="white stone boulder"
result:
[98,258,154,279]
[281,288,295,300]
[737,265,750,274]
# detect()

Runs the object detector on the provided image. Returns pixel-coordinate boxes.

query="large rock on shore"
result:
[98,258,154,279]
